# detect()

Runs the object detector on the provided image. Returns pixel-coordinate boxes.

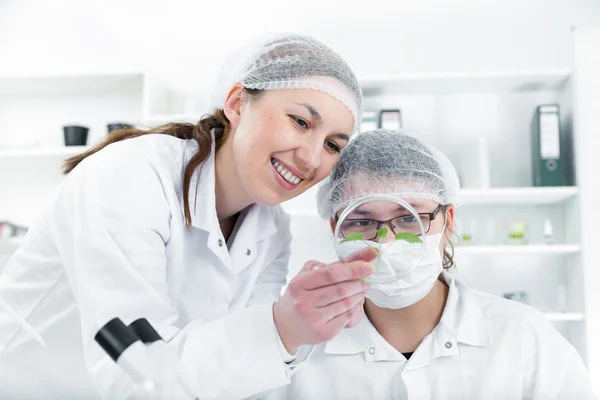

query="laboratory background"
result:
[1,0,599,393]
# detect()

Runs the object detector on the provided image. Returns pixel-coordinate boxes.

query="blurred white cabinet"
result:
[281,27,600,386]
[0,71,204,227]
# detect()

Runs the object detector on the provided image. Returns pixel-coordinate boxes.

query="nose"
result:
[377,221,397,244]
[296,135,322,171]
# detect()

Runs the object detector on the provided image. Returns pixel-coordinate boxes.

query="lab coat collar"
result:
[324,271,492,362]
[186,132,217,232]
[185,133,278,251]
[440,270,493,348]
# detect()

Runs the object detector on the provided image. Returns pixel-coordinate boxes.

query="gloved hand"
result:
[273,247,376,354]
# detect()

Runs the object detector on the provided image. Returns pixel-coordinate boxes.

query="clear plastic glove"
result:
[273,247,376,354]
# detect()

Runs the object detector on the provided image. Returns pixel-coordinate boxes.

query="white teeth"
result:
[271,159,302,185]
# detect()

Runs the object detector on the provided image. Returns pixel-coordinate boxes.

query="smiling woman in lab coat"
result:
[265,129,596,400]
[0,33,376,399]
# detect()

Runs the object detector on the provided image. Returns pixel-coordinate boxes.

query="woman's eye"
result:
[325,140,341,153]
[290,115,309,129]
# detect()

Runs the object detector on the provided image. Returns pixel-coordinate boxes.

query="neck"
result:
[364,278,449,353]
[214,138,253,222]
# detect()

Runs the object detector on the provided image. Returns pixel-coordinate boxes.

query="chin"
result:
[251,189,286,207]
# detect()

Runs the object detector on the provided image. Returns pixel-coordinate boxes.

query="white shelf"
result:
[283,187,579,216]
[0,71,144,96]
[461,187,579,205]
[455,244,581,256]
[543,312,585,322]
[360,69,572,96]
[0,146,89,158]
[142,113,201,124]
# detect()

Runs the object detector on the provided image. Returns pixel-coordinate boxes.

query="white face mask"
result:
[335,232,445,309]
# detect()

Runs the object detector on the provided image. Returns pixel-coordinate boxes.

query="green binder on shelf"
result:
[531,104,566,186]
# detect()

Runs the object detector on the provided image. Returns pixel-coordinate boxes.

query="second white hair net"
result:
[209,32,363,132]
[316,129,462,219]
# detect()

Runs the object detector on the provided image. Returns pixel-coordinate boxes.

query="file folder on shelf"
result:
[531,104,566,186]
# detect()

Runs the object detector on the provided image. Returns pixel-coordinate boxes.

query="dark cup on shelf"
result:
[63,126,89,146]
[107,122,134,134]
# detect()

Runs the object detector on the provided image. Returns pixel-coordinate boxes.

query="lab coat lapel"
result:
[184,131,279,274]
[405,272,493,372]
[187,137,217,233]
[324,317,369,356]
[228,205,278,275]
[184,134,235,269]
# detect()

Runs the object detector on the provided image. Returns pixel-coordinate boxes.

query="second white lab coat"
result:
[0,134,304,399]
[265,271,597,400]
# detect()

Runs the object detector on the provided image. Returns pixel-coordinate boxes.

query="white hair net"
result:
[209,32,363,132]
[316,129,462,219]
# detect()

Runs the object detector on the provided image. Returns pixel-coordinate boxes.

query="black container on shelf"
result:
[107,122,134,134]
[63,126,89,146]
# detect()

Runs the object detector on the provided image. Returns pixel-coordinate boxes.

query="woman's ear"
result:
[223,84,244,128]
[329,218,335,234]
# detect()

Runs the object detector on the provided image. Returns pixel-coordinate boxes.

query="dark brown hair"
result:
[443,242,455,269]
[62,89,263,229]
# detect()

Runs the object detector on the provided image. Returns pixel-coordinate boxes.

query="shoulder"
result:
[75,135,191,173]
[65,135,197,193]
[466,284,573,352]
[61,136,195,211]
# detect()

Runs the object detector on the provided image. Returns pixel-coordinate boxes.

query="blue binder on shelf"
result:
[531,104,566,187]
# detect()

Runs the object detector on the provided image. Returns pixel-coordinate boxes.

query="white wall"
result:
[1,0,599,93]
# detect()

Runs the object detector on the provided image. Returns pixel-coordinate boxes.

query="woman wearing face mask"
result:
[264,129,595,400]
[0,33,377,399]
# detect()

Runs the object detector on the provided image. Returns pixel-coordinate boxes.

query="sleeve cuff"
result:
[271,303,315,371]
[275,322,298,363]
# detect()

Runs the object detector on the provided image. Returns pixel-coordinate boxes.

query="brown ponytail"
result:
[62,109,231,229]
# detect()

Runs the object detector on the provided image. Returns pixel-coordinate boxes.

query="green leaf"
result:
[377,227,388,238]
[340,233,364,243]
[394,232,422,243]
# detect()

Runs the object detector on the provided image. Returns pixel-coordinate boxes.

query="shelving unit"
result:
[141,113,201,126]
[0,71,144,96]
[454,244,581,256]
[359,69,572,96]
[283,187,579,215]
[460,187,579,205]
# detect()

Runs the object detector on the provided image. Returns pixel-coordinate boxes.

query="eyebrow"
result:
[295,103,350,142]
[296,103,322,122]
[332,133,350,142]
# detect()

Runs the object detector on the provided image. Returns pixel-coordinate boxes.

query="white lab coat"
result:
[264,271,597,400]
[0,134,305,399]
